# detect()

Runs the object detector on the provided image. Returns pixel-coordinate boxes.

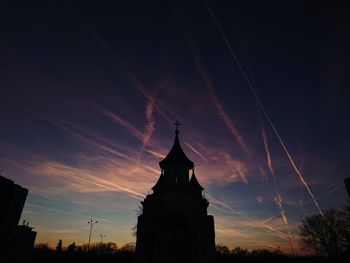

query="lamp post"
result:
[288,233,295,256]
[87,220,98,252]
[100,234,107,243]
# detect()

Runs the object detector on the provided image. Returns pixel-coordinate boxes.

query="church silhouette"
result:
[135,122,217,263]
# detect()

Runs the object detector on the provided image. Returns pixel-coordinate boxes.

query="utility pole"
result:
[100,234,106,243]
[87,220,98,252]
[288,233,295,256]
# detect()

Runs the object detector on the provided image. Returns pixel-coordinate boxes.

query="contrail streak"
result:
[272,200,295,256]
[260,118,293,241]
[143,97,156,147]
[26,203,118,224]
[276,136,324,216]
[39,111,160,177]
[64,1,173,125]
[203,0,324,217]
[257,216,274,227]
[18,109,156,196]
[185,142,208,161]
[23,108,130,161]
[95,106,144,141]
[195,55,252,158]
[258,116,293,229]
[97,100,155,172]
[260,122,275,176]
[145,149,166,159]
[205,193,238,214]
[275,193,288,225]
[307,183,344,203]
[63,109,161,174]
[260,221,290,241]
[208,86,252,158]
[42,161,146,199]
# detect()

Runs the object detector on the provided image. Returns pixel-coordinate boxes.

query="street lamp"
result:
[87,219,98,252]
[288,233,295,256]
[100,234,107,243]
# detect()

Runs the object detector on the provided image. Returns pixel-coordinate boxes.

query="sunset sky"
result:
[1,0,350,253]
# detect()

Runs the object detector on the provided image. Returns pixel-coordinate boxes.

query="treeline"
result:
[215,248,330,263]
[5,242,349,263]
[48,240,136,255]
[5,241,135,263]
[5,244,344,263]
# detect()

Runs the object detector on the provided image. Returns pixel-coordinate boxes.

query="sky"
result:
[1,0,350,253]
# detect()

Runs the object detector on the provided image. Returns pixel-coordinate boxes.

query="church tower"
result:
[135,122,217,263]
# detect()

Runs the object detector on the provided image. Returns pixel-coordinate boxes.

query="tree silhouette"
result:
[35,243,50,250]
[216,243,230,254]
[84,242,118,255]
[338,201,350,253]
[67,242,76,254]
[120,242,136,252]
[299,209,347,259]
[56,239,63,253]
[231,246,249,256]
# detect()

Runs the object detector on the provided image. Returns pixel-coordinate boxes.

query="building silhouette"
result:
[13,220,37,252]
[345,177,350,197]
[135,123,217,263]
[0,175,36,253]
[0,175,28,249]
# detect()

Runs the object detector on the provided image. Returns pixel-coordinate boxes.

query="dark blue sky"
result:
[1,0,349,251]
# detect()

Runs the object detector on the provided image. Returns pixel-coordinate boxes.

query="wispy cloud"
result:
[95,98,156,174]
[206,193,239,214]
[185,142,208,161]
[145,149,166,159]
[30,113,163,178]
[30,160,146,198]
[214,215,296,249]
[95,106,144,141]
[223,153,249,183]
[274,193,288,226]
[260,121,275,177]
[26,203,118,224]
[190,148,250,185]
[195,55,252,158]
[142,97,156,147]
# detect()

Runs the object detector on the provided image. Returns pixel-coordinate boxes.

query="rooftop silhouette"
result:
[0,175,36,256]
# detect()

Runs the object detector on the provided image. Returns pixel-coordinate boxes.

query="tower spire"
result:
[157,121,194,185]
[173,121,181,135]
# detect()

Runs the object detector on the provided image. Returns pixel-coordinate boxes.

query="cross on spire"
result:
[173,121,181,134]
